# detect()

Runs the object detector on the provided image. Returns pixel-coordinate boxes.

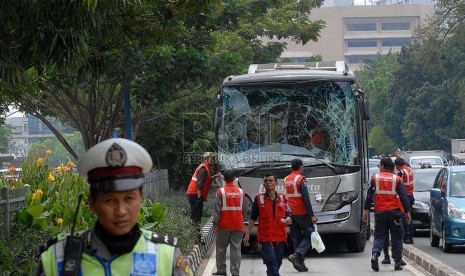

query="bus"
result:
[215,61,371,253]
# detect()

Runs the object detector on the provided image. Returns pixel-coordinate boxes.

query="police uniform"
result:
[34,138,193,276]
[364,169,410,271]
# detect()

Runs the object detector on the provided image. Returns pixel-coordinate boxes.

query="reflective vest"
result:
[399,165,414,195]
[217,183,244,231]
[372,172,402,212]
[256,193,288,243]
[284,172,307,215]
[186,162,212,201]
[41,229,176,276]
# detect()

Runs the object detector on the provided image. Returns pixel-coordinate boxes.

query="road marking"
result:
[201,248,216,276]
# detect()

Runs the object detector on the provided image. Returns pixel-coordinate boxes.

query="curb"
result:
[370,223,464,276]
[186,218,216,273]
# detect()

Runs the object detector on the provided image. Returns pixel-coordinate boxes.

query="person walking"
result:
[363,157,411,272]
[395,158,415,244]
[186,152,220,243]
[35,138,193,276]
[212,169,245,276]
[243,173,292,276]
[284,159,317,272]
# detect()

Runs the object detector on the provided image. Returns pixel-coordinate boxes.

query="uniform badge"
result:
[132,253,156,275]
[176,255,184,267]
[105,143,127,167]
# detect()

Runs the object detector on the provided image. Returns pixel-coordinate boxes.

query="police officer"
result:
[186,152,220,243]
[284,159,317,272]
[35,138,193,276]
[243,173,292,276]
[395,158,415,244]
[212,169,245,276]
[363,157,411,272]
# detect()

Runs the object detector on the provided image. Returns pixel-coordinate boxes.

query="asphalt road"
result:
[411,230,465,273]
[198,238,432,276]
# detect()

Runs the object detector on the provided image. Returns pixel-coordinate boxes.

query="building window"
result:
[347,23,376,32]
[346,55,378,64]
[381,22,411,31]
[347,39,377,48]
[382,38,411,47]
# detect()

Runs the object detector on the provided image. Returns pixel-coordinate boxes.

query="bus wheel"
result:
[346,231,367,253]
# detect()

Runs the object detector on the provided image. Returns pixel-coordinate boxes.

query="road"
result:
[411,230,465,273]
[198,238,431,276]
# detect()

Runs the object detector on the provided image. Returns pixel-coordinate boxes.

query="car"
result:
[368,158,380,177]
[409,155,445,169]
[411,167,440,232]
[429,165,465,252]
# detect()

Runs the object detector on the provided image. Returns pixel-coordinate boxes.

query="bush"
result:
[0,150,201,274]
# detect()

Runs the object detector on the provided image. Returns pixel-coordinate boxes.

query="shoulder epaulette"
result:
[150,232,179,247]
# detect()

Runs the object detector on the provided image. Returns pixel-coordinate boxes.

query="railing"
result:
[143,169,169,201]
[0,185,30,239]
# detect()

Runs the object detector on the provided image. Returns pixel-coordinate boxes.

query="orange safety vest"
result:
[217,183,244,231]
[372,172,403,212]
[399,165,414,195]
[186,162,212,201]
[284,172,307,216]
[256,193,288,243]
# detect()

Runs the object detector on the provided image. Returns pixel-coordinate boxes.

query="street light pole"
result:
[123,73,132,140]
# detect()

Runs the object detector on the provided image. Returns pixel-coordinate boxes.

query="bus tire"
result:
[346,231,367,253]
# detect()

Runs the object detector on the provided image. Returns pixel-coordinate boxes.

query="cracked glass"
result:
[217,81,358,167]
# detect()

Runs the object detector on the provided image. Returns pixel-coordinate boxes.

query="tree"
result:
[2,0,326,166]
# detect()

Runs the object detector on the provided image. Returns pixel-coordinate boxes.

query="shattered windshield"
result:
[217,81,358,167]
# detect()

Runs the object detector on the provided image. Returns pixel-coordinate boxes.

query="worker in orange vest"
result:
[186,152,220,243]
[212,169,245,276]
[243,173,292,276]
[284,158,317,272]
[395,158,415,244]
[363,157,411,272]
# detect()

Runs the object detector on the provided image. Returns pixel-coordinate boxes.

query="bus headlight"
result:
[322,190,359,211]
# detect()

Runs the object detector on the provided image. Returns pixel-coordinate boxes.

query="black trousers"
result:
[188,194,204,241]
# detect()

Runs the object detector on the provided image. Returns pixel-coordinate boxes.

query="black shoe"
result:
[288,253,307,272]
[212,272,227,276]
[298,254,309,272]
[403,238,414,244]
[371,253,379,272]
[381,258,391,264]
[394,262,403,271]
[401,259,406,266]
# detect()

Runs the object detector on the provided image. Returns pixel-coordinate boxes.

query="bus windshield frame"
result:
[217,80,359,169]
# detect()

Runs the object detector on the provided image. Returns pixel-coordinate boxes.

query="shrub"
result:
[0,149,193,274]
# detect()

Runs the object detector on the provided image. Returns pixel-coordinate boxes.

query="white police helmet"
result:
[77,138,153,192]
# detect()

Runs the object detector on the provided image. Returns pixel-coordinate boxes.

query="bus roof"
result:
[222,62,356,86]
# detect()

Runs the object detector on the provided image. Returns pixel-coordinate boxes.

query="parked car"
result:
[430,166,465,252]
[411,167,440,232]
[368,158,380,177]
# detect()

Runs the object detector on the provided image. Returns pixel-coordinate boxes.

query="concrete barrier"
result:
[186,218,216,273]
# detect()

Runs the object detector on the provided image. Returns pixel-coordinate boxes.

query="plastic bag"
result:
[311,224,325,253]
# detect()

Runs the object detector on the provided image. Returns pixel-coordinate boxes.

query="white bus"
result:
[215,62,371,253]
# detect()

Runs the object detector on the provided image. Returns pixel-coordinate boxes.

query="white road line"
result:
[201,248,216,276]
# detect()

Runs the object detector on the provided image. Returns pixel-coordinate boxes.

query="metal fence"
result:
[143,169,170,201]
[0,185,30,239]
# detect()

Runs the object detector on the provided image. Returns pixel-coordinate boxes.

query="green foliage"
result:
[0,124,13,153]
[26,132,84,167]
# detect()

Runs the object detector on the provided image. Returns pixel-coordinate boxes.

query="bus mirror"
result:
[363,99,370,121]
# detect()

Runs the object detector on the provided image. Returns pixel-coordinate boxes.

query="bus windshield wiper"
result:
[281,153,338,173]
[240,162,289,176]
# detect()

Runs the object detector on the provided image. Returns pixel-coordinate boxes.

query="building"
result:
[276,1,434,69]
[5,115,74,158]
